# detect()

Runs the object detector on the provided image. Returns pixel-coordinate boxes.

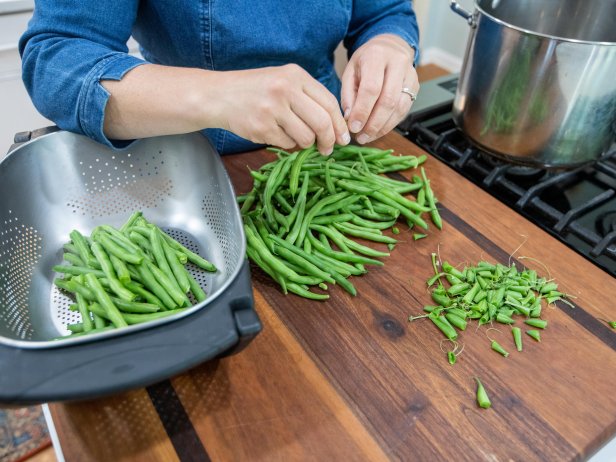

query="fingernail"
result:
[344,107,351,119]
[357,133,370,145]
[322,146,334,156]
[350,121,363,133]
[342,132,351,145]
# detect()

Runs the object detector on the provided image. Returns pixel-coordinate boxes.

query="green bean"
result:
[312,213,354,225]
[63,252,86,267]
[110,254,131,284]
[245,224,320,286]
[96,225,144,255]
[448,351,457,365]
[163,237,216,273]
[84,273,127,327]
[525,318,547,329]
[289,146,316,196]
[317,194,362,216]
[246,245,287,294]
[95,232,143,265]
[496,313,514,325]
[312,249,364,276]
[76,292,93,332]
[93,313,107,329]
[69,230,98,268]
[429,313,458,340]
[287,282,329,300]
[377,188,432,214]
[307,233,383,266]
[333,222,397,244]
[90,242,136,302]
[413,233,427,240]
[417,189,426,207]
[128,230,154,256]
[286,172,310,245]
[272,244,335,284]
[526,330,541,341]
[185,271,207,302]
[149,226,184,294]
[491,340,509,357]
[120,211,143,233]
[240,185,259,214]
[66,322,87,334]
[369,191,428,229]
[421,167,442,230]
[135,263,177,310]
[161,238,190,293]
[432,292,452,307]
[540,282,558,294]
[445,313,467,331]
[145,260,189,307]
[512,326,522,351]
[274,192,294,214]
[112,297,160,313]
[324,158,336,195]
[350,214,397,230]
[88,301,183,324]
[447,283,470,296]
[475,377,491,409]
[264,152,296,226]
[123,309,187,325]
[124,281,164,307]
[53,265,106,279]
[63,243,80,256]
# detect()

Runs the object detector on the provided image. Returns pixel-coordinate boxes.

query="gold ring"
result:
[401,87,417,102]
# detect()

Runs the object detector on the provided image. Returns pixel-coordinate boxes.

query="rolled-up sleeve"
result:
[344,0,420,64]
[19,1,148,148]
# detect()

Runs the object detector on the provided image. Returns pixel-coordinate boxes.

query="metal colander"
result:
[0,130,245,347]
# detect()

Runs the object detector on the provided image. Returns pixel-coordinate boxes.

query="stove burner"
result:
[504,165,545,179]
[597,211,616,236]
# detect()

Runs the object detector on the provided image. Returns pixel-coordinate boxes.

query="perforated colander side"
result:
[67,152,173,219]
[0,211,41,340]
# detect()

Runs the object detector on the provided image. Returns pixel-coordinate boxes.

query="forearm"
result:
[101,64,225,140]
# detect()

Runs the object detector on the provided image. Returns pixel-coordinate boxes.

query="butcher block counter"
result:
[46,67,616,462]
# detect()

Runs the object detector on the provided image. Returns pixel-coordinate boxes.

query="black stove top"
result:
[399,76,616,278]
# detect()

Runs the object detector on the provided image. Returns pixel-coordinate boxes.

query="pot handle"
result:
[450,1,477,28]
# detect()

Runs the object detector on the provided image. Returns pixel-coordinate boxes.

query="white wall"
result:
[416,0,474,72]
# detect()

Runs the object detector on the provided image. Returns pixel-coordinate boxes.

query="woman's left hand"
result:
[341,34,419,145]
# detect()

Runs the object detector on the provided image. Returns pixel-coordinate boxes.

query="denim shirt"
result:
[20,1,418,154]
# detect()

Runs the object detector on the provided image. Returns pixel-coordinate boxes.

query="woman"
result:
[19,1,419,156]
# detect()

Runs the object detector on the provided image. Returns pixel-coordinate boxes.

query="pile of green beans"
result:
[409,253,573,409]
[409,253,572,357]
[53,211,217,338]
[238,144,442,299]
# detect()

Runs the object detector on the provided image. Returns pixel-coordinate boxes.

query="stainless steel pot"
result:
[450,0,616,168]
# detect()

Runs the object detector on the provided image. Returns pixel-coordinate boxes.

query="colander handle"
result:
[8,126,60,154]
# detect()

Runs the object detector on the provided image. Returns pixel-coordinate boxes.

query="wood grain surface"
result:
[47,65,616,462]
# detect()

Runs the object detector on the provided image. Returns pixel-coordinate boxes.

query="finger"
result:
[347,59,385,135]
[290,94,336,155]
[268,126,298,150]
[356,61,407,144]
[340,64,358,121]
[372,91,413,141]
[277,111,316,150]
[304,80,351,146]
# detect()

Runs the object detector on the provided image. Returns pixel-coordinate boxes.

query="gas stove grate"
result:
[400,104,616,278]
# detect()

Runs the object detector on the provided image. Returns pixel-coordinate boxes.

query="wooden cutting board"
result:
[47,67,616,462]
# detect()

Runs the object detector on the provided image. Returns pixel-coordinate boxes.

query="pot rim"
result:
[474,0,616,47]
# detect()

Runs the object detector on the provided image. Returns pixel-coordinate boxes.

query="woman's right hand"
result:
[212,64,350,155]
